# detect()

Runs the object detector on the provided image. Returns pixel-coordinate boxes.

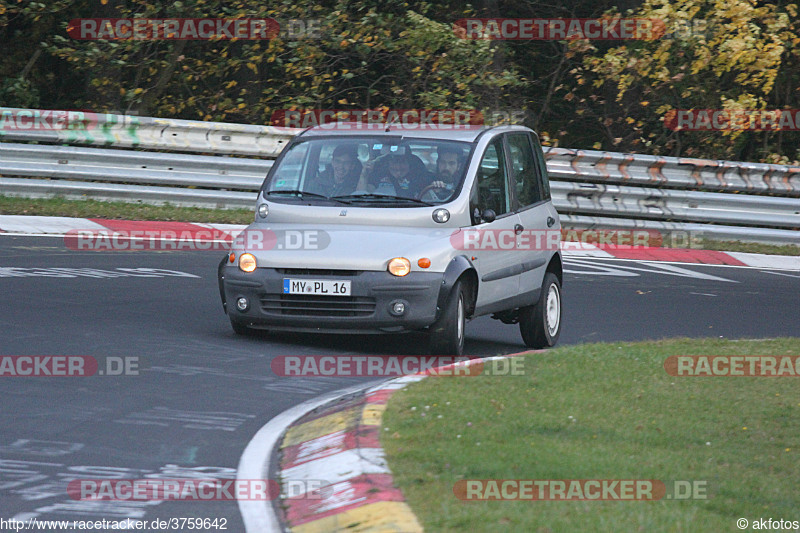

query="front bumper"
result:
[220,265,443,332]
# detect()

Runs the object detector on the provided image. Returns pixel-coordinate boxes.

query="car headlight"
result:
[387,257,411,277]
[239,253,257,273]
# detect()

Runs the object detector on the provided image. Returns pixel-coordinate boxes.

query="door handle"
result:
[514,224,524,235]
[546,217,555,228]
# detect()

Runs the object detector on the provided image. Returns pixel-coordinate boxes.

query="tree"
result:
[568,0,800,163]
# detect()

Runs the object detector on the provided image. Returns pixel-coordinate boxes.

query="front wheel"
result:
[519,272,562,349]
[429,280,466,356]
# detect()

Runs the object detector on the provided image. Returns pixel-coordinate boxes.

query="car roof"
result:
[296,123,534,143]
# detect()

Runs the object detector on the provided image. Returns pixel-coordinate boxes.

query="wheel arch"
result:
[546,251,563,287]
[436,255,478,319]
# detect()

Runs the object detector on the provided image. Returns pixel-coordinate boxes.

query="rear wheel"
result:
[429,280,466,356]
[519,272,562,348]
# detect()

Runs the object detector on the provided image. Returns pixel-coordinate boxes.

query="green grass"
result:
[381,338,800,532]
[0,195,254,224]
[694,240,799,256]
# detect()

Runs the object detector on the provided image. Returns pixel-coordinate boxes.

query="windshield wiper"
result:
[331,193,432,206]
[266,189,329,199]
[265,190,352,204]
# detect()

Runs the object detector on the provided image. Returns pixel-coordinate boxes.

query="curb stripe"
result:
[283,406,362,448]
[291,501,423,533]
[281,447,389,490]
[278,351,538,531]
[282,426,382,470]
[0,215,108,234]
[284,474,406,526]
[603,246,748,265]
[361,403,386,426]
[364,389,394,404]
[285,396,368,427]
[236,380,385,532]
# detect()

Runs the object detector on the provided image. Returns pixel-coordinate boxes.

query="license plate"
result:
[283,279,351,296]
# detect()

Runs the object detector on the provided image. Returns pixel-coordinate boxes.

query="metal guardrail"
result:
[1,108,798,244]
[0,107,302,157]
[0,142,271,190]
[544,147,800,197]
[550,182,799,228]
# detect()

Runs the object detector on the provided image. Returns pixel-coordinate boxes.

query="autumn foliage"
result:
[1,0,799,163]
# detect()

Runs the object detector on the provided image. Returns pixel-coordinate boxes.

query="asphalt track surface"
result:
[0,234,797,528]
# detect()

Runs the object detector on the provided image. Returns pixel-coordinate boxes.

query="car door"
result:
[468,135,523,313]
[506,131,558,299]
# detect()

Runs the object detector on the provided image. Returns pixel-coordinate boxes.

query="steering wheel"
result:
[418,183,452,202]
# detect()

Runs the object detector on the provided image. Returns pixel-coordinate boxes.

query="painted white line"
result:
[0,233,73,238]
[236,380,385,533]
[567,255,799,271]
[565,257,738,282]
[762,270,800,279]
[728,252,800,271]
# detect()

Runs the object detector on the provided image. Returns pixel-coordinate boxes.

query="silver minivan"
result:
[218,124,562,355]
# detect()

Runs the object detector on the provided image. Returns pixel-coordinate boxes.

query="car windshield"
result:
[263,136,471,206]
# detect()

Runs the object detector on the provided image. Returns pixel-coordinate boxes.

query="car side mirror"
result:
[481,209,496,223]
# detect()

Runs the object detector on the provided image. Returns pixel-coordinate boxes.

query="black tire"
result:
[429,280,466,356]
[519,272,562,349]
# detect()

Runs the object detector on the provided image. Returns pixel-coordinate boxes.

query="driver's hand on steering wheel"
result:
[417,181,452,201]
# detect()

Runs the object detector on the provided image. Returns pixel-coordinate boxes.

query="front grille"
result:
[260,294,376,317]
[276,268,360,276]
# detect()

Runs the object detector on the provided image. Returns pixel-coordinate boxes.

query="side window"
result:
[532,136,551,201]
[507,133,542,208]
[470,138,510,218]
[270,142,310,190]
